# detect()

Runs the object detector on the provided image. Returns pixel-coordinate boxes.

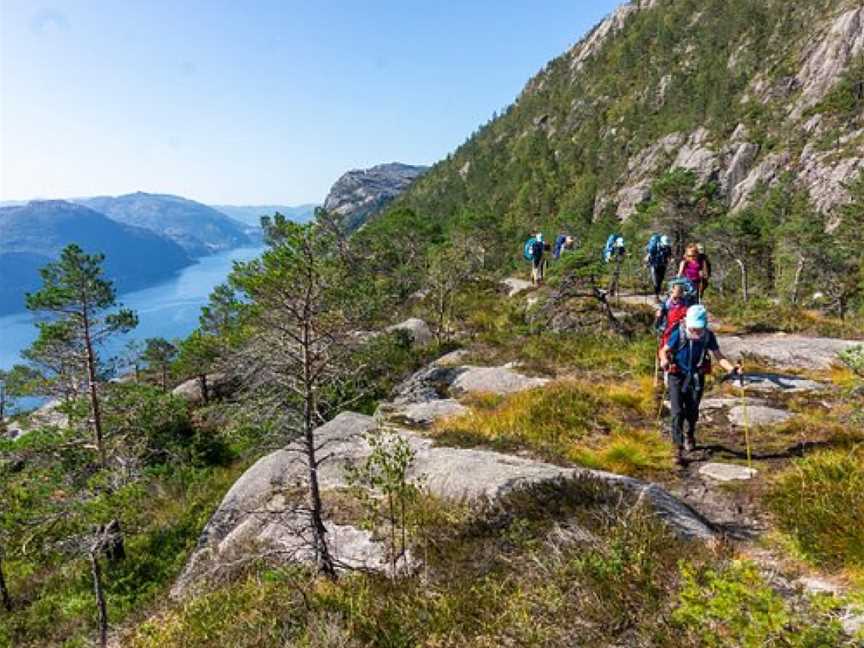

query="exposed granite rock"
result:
[172,373,233,404]
[729,152,791,211]
[173,409,716,597]
[797,145,864,215]
[737,373,826,394]
[721,142,760,198]
[698,463,758,482]
[501,277,533,297]
[719,333,859,370]
[672,127,719,183]
[386,318,433,347]
[790,7,864,120]
[323,162,428,231]
[727,405,792,427]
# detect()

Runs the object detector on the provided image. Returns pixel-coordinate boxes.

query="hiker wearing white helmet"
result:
[659,304,741,465]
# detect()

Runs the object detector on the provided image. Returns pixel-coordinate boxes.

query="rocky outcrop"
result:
[386,318,433,347]
[501,277,533,297]
[171,373,233,404]
[672,127,719,183]
[173,406,716,597]
[797,144,864,215]
[719,333,859,370]
[728,152,791,212]
[727,404,792,427]
[789,7,864,120]
[323,163,428,231]
[567,0,659,73]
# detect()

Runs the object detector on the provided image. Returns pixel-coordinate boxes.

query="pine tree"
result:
[25,245,137,468]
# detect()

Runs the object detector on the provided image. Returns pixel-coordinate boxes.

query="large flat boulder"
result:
[386,318,433,347]
[501,278,533,297]
[172,410,716,598]
[728,404,792,427]
[719,334,859,370]
[171,372,233,404]
[698,463,758,482]
[449,366,549,396]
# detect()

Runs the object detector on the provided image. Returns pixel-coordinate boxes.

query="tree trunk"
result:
[0,552,12,612]
[199,374,209,404]
[791,255,805,305]
[0,383,5,420]
[89,549,108,648]
[82,309,106,468]
[160,366,167,392]
[302,319,336,579]
[735,258,749,303]
[133,363,140,383]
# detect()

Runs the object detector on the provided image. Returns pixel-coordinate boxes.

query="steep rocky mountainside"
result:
[0,201,192,314]
[77,192,251,256]
[323,162,428,230]
[395,0,863,228]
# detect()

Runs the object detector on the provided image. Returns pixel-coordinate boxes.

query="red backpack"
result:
[658,300,689,351]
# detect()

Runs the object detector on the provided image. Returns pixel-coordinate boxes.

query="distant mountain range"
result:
[75,192,252,256]
[212,204,317,226]
[0,192,325,316]
[323,163,428,231]
[0,201,192,315]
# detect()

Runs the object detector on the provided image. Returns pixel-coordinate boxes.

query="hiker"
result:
[604,234,626,296]
[645,234,673,300]
[529,232,546,286]
[654,278,696,344]
[677,243,708,301]
[659,305,741,464]
[553,234,576,260]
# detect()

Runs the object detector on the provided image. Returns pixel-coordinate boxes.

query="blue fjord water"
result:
[0,245,265,374]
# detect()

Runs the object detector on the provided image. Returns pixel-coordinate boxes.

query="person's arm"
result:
[659,328,678,371]
[677,260,685,276]
[709,336,740,374]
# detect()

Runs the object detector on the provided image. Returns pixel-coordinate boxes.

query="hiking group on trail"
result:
[520,230,739,467]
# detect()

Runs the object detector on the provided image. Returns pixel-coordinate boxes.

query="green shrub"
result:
[768,446,864,569]
[673,560,843,647]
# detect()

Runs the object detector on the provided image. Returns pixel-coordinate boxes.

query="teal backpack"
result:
[523,237,537,261]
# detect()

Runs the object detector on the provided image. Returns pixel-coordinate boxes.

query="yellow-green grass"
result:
[122,482,846,648]
[435,379,673,477]
[767,445,864,571]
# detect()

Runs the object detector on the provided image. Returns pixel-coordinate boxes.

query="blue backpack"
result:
[603,234,623,263]
[553,234,567,259]
[523,237,537,261]
[646,233,662,258]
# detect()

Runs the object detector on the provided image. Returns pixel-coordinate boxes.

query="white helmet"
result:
[536,233,543,242]
[660,235,670,246]
[615,236,625,248]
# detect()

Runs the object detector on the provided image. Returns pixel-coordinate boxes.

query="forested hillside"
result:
[378,0,863,313]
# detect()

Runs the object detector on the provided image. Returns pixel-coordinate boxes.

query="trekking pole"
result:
[738,369,752,470]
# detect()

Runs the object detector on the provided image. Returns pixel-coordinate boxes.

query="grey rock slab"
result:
[727,404,792,427]
[449,366,549,396]
[386,318,433,347]
[719,333,859,370]
[378,399,468,428]
[701,397,767,410]
[432,349,471,367]
[501,277,533,297]
[173,410,716,597]
[171,372,231,404]
[698,463,757,482]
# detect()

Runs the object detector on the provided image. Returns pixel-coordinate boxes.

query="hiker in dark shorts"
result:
[530,233,546,286]
[659,305,741,464]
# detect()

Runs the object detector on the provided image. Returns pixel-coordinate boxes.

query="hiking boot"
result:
[675,447,686,466]
[684,435,696,452]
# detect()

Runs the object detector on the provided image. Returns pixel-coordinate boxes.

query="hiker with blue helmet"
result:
[659,304,741,465]
[527,232,546,286]
[645,234,673,301]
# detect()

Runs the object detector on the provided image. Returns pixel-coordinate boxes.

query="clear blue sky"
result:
[0,1,620,205]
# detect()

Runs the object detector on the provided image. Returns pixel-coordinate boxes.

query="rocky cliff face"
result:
[398,0,864,226]
[323,162,428,230]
